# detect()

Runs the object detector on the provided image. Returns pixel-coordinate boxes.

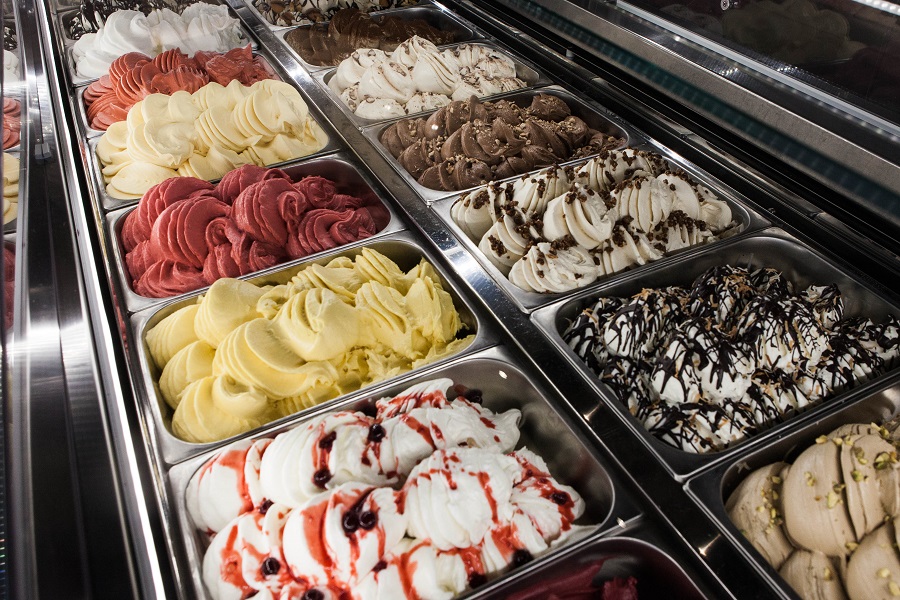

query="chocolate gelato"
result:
[284,7,456,67]
[253,0,415,28]
[380,94,624,191]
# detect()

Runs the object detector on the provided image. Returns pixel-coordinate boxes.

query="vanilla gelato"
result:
[330,37,527,120]
[727,422,900,599]
[71,4,247,79]
[146,249,475,442]
[96,79,329,199]
[188,378,586,599]
[3,49,18,84]
[451,148,732,293]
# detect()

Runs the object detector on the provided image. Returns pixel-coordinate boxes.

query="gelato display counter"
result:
[4,0,900,597]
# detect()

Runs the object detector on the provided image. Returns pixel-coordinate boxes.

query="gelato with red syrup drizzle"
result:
[83,46,277,131]
[188,377,587,599]
[120,164,389,298]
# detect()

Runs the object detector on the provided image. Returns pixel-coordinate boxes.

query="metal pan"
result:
[316,40,551,128]
[242,0,432,31]
[106,153,406,315]
[363,85,637,204]
[274,4,481,73]
[686,372,900,600]
[86,103,343,212]
[129,230,491,466]
[166,344,643,600]
[73,51,284,139]
[532,227,900,481]
[60,6,256,88]
[431,149,770,313]
[481,532,709,599]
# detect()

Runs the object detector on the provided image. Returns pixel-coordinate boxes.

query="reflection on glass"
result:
[627,0,900,122]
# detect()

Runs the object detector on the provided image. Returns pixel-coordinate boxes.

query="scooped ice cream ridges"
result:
[328,37,528,120]
[121,164,390,298]
[95,79,329,200]
[83,46,277,131]
[187,377,588,599]
[450,147,736,293]
[71,4,247,79]
[145,248,475,442]
[726,421,900,600]
[379,94,625,192]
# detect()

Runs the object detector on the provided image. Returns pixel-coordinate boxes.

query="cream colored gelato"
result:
[330,37,527,120]
[146,248,474,443]
[2,152,18,224]
[96,79,328,199]
[727,423,900,599]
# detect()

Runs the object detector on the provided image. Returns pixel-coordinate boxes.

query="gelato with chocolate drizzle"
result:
[451,148,734,293]
[563,265,900,453]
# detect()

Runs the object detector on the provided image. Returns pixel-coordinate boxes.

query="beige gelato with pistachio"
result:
[96,79,328,199]
[727,422,900,599]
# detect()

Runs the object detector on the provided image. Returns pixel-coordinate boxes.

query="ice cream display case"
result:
[5,0,900,596]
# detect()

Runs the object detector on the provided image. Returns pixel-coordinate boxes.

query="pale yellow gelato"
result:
[146,248,475,443]
[96,79,329,199]
[3,152,18,224]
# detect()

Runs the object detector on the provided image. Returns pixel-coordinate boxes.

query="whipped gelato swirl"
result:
[562,264,900,453]
[188,378,586,599]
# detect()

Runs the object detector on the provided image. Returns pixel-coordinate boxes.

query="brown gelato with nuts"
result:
[380,94,625,191]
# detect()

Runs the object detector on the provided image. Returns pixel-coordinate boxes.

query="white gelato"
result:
[71,4,247,79]
[329,37,527,120]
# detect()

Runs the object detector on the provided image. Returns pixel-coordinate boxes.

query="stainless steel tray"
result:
[59,5,256,88]
[532,227,900,480]
[273,4,481,73]
[129,230,491,465]
[106,153,407,314]
[166,344,644,600]
[241,0,434,30]
[686,372,900,600]
[483,531,708,599]
[73,50,283,139]
[431,149,771,313]
[362,85,638,204]
[316,40,551,128]
[86,105,343,211]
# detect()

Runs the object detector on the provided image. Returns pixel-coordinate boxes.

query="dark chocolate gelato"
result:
[284,7,456,67]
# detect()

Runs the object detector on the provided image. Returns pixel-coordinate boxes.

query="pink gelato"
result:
[83,46,277,131]
[3,98,19,149]
[121,165,389,298]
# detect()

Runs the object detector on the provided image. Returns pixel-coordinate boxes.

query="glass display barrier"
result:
[622,0,900,126]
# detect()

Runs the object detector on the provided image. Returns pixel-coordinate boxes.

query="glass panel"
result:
[621,0,900,126]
